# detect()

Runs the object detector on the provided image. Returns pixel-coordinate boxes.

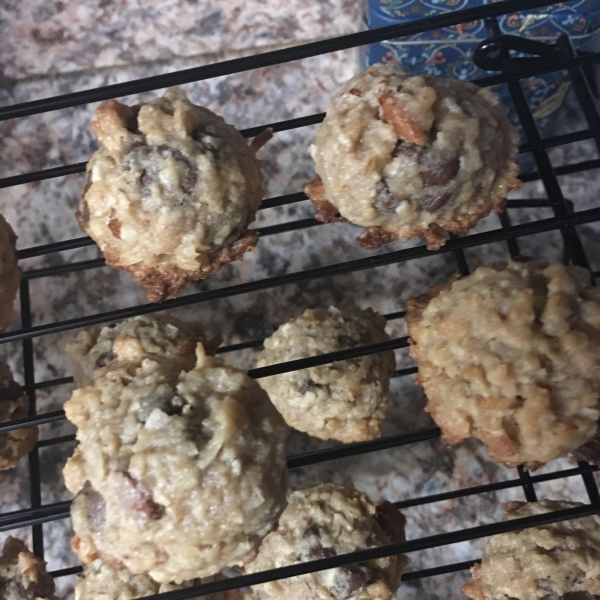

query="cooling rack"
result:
[1,0,600,598]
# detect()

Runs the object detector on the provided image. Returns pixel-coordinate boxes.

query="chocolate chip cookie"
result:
[63,343,289,583]
[66,314,221,386]
[75,560,168,600]
[77,89,265,302]
[245,483,407,600]
[462,500,600,600]
[406,260,600,469]
[308,64,520,251]
[75,559,242,600]
[0,215,20,329]
[0,361,37,471]
[0,537,56,600]
[256,301,396,443]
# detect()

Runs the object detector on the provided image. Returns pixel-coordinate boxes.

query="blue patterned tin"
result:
[366,1,600,168]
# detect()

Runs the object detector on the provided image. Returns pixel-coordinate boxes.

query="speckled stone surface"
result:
[0,3,600,599]
[0,0,363,79]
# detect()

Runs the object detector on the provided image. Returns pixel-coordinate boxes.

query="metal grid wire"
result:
[1,0,600,598]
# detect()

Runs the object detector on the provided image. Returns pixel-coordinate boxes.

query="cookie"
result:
[406,260,600,468]
[63,343,289,583]
[256,302,396,443]
[77,88,265,302]
[75,559,243,600]
[0,361,37,471]
[75,560,175,600]
[307,64,520,251]
[245,483,407,600]
[0,536,56,600]
[0,215,20,329]
[462,500,600,600]
[66,314,221,386]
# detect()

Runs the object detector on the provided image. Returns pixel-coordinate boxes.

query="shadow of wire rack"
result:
[1,0,600,598]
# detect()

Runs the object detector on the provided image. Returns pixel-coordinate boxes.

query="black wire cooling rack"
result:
[2,0,600,598]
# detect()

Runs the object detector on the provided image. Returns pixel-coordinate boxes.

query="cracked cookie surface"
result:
[77,88,264,302]
[406,260,600,468]
[308,64,520,250]
[256,302,395,443]
[63,344,288,583]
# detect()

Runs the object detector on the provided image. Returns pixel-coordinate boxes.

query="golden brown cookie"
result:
[77,89,264,302]
[0,361,37,471]
[75,559,243,600]
[462,500,600,600]
[256,302,395,443]
[0,537,56,600]
[75,559,172,600]
[63,344,289,583]
[245,483,407,600]
[0,215,20,329]
[308,64,520,251]
[406,260,600,468]
[66,314,221,386]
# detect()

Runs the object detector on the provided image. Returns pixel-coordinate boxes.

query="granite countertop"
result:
[1,1,599,599]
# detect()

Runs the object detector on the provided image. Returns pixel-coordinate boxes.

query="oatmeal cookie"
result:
[308,64,520,251]
[77,88,265,302]
[256,302,396,443]
[0,361,37,471]
[0,215,20,329]
[75,560,176,600]
[63,343,288,583]
[0,536,56,600]
[67,314,221,386]
[462,500,600,600]
[75,559,243,600]
[406,260,600,468]
[245,483,407,600]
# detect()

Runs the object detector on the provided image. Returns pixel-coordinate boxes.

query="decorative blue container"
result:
[366,1,600,168]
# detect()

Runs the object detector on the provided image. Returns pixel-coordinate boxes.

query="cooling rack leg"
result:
[20,279,44,558]
[506,74,590,270]
[448,234,470,276]
[516,465,538,502]
[496,211,521,257]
